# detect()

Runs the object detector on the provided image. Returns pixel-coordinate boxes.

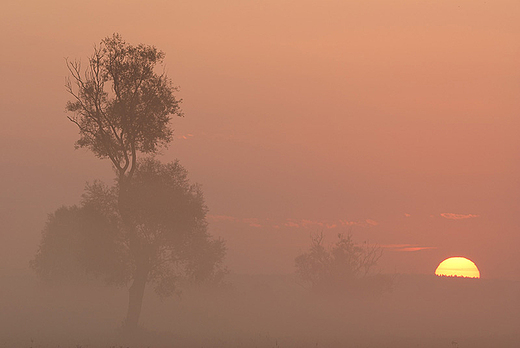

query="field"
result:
[1,271,518,347]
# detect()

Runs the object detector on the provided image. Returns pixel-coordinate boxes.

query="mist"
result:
[1,272,518,347]
[1,0,519,347]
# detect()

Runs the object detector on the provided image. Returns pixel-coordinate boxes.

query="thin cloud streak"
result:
[382,244,437,252]
[440,213,480,220]
[207,214,378,230]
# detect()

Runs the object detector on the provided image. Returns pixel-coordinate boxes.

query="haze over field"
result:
[0,0,519,347]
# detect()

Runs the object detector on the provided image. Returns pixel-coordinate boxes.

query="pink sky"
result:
[1,0,519,278]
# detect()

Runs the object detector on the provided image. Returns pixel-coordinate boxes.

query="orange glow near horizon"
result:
[435,257,480,278]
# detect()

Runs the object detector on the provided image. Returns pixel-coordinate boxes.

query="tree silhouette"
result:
[32,34,224,330]
[30,204,123,284]
[65,33,182,183]
[295,232,390,295]
[65,33,186,330]
[32,159,226,327]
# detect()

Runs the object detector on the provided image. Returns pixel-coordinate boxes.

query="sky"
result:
[1,0,519,279]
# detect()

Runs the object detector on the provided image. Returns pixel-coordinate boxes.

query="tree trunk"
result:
[124,267,148,331]
[118,175,150,332]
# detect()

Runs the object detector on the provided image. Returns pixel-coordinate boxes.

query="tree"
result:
[33,33,223,330]
[65,33,182,184]
[31,159,227,328]
[29,204,124,284]
[62,33,186,330]
[295,232,390,295]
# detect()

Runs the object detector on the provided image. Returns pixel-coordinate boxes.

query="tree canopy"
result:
[295,232,390,295]
[31,159,227,296]
[65,33,182,180]
[30,204,123,284]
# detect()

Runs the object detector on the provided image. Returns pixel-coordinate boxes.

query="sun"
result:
[435,257,480,278]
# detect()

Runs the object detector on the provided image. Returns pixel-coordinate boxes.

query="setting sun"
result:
[435,257,480,278]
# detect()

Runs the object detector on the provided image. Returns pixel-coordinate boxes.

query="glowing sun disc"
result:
[435,257,480,278]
